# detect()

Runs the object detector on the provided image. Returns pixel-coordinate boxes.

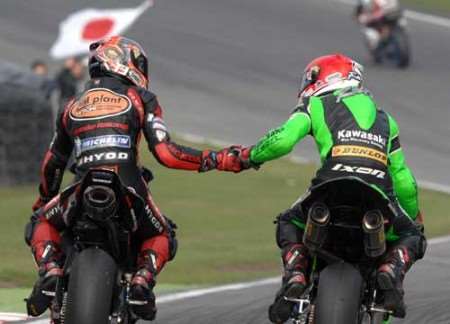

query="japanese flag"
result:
[50,0,154,59]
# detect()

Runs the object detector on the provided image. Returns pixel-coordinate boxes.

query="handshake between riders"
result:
[25,37,426,323]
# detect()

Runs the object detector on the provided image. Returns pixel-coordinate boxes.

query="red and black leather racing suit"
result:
[27,76,220,277]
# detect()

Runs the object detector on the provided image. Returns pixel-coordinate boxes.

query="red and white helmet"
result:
[298,54,364,99]
[88,36,149,89]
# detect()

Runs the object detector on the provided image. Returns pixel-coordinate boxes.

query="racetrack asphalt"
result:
[1,0,449,323]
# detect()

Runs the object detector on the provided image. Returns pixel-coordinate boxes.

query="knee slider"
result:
[24,210,42,246]
[168,235,178,261]
[275,213,287,248]
[165,216,178,261]
[276,212,292,248]
[415,234,427,260]
[396,234,427,261]
[276,208,305,249]
[25,221,35,246]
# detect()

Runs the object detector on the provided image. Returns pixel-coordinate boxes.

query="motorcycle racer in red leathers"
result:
[25,36,243,321]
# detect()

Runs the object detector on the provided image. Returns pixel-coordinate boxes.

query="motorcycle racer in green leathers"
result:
[235,54,426,323]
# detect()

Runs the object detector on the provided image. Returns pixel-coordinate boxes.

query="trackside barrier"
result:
[0,60,53,186]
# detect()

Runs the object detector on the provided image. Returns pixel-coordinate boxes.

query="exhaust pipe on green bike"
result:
[362,210,386,258]
[303,202,330,252]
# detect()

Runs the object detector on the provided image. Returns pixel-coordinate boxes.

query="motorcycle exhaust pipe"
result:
[303,202,330,252]
[362,210,386,258]
[83,185,117,221]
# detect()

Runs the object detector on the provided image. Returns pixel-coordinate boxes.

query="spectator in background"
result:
[56,56,85,106]
[31,60,49,76]
[30,60,57,100]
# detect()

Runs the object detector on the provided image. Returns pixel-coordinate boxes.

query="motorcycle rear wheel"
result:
[314,262,363,324]
[65,247,118,324]
[391,26,410,68]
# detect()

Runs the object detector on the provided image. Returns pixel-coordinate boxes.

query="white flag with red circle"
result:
[50,0,154,59]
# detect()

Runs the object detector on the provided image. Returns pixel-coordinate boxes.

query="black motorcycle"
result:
[285,177,395,324]
[44,169,169,324]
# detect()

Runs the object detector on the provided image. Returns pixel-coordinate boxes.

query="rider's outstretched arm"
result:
[387,114,419,220]
[136,89,239,172]
[249,102,312,165]
[34,103,73,210]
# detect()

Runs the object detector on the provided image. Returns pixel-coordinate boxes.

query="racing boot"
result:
[269,244,310,323]
[26,242,63,317]
[377,245,413,318]
[129,250,157,321]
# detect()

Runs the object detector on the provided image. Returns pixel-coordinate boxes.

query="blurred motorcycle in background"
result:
[355,0,411,68]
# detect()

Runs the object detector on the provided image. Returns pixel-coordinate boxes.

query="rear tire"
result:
[314,262,363,324]
[391,26,410,68]
[65,248,117,324]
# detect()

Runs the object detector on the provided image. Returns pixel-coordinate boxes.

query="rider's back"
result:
[63,77,151,196]
[308,89,394,196]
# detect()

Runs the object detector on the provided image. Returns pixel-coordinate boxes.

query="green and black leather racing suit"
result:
[248,87,424,246]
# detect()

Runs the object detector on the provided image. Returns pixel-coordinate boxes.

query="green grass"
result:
[0,138,449,294]
[402,0,450,14]
[0,288,29,313]
[0,145,312,288]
